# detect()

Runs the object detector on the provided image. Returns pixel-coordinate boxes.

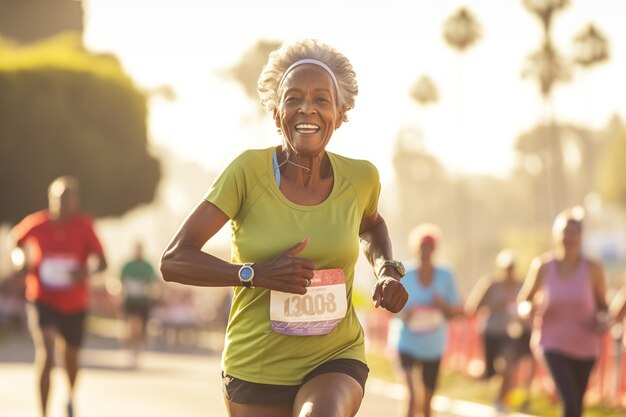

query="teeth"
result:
[295,123,320,133]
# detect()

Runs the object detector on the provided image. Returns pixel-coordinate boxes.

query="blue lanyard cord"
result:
[273,149,281,186]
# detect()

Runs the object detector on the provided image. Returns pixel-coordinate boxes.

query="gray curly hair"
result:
[257,39,358,123]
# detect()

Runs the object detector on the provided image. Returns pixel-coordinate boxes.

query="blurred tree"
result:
[522,0,569,36]
[409,74,438,142]
[522,42,571,98]
[410,74,438,106]
[598,119,626,210]
[521,0,572,216]
[516,123,603,223]
[222,39,282,104]
[572,23,610,135]
[442,7,482,53]
[390,125,548,293]
[573,24,609,67]
[391,127,450,259]
[442,6,482,116]
[0,0,83,44]
[0,34,161,224]
[145,84,177,102]
[441,7,481,272]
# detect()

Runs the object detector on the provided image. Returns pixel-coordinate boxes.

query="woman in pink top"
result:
[518,207,608,417]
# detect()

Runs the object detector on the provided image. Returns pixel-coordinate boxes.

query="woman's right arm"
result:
[609,285,626,322]
[464,275,491,316]
[160,200,237,287]
[160,200,314,292]
[517,256,544,318]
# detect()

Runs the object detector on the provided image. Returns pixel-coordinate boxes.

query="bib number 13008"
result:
[283,293,337,317]
[270,268,347,336]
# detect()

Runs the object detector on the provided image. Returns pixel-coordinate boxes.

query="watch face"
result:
[240,266,253,281]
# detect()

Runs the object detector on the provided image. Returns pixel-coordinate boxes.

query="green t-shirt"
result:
[205,147,380,385]
[121,260,156,303]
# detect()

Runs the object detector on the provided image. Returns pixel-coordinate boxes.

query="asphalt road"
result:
[0,331,532,417]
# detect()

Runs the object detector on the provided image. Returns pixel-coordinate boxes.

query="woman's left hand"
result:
[372,277,408,313]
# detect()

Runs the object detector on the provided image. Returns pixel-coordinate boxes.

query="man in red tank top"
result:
[10,176,107,417]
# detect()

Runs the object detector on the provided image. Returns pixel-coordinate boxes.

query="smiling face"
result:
[274,64,343,157]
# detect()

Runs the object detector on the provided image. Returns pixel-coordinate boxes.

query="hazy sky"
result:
[83,0,626,182]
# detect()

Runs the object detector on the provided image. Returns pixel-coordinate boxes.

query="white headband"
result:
[278,58,339,95]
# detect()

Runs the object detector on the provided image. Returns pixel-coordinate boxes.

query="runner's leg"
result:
[397,352,418,417]
[57,309,85,417]
[497,342,518,407]
[293,372,363,417]
[399,365,417,417]
[421,359,441,417]
[544,351,592,417]
[27,304,55,417]
[223,398,292,417]
[64,343,80,393]
[127,312,143,363]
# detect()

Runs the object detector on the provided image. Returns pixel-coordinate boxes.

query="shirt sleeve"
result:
[12,215,37,247]
[146,262,157,280]
[204,151,249,219]
[445,270,461,305]
[363,162,381,218]
[13,223,32,247]
[83,217,104,256]
[120,263,129,280]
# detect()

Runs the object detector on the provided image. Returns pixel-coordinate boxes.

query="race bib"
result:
[407,305,444,333]
[39,256,79,289]
[125,280,149,297]
[270,269,347,336]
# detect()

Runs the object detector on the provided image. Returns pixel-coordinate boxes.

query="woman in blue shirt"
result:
[388,224,463,417]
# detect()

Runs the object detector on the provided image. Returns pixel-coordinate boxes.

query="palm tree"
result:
[572,23,610,211]
[409,74,438,148]
[522,42,571,99]
[521,0,572,98]
[442,8,481,250]
[410,74,438,107]
[522,0,569,40]
[573,24,609,67]
[443,7,482,53]
[521,0,571,216]
[572,23,609,125]
[442,7,482,119]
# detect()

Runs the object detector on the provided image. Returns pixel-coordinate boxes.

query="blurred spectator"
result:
[387,224,463,417]
[151,286,201,347]
[9,176,107,417]
[0,271,26,335]
[518,206,609,417]
[465,249,534,412]
[120,241,158,367]
[609,276,626,342]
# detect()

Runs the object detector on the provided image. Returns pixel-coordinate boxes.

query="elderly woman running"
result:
[160,39,408,417]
